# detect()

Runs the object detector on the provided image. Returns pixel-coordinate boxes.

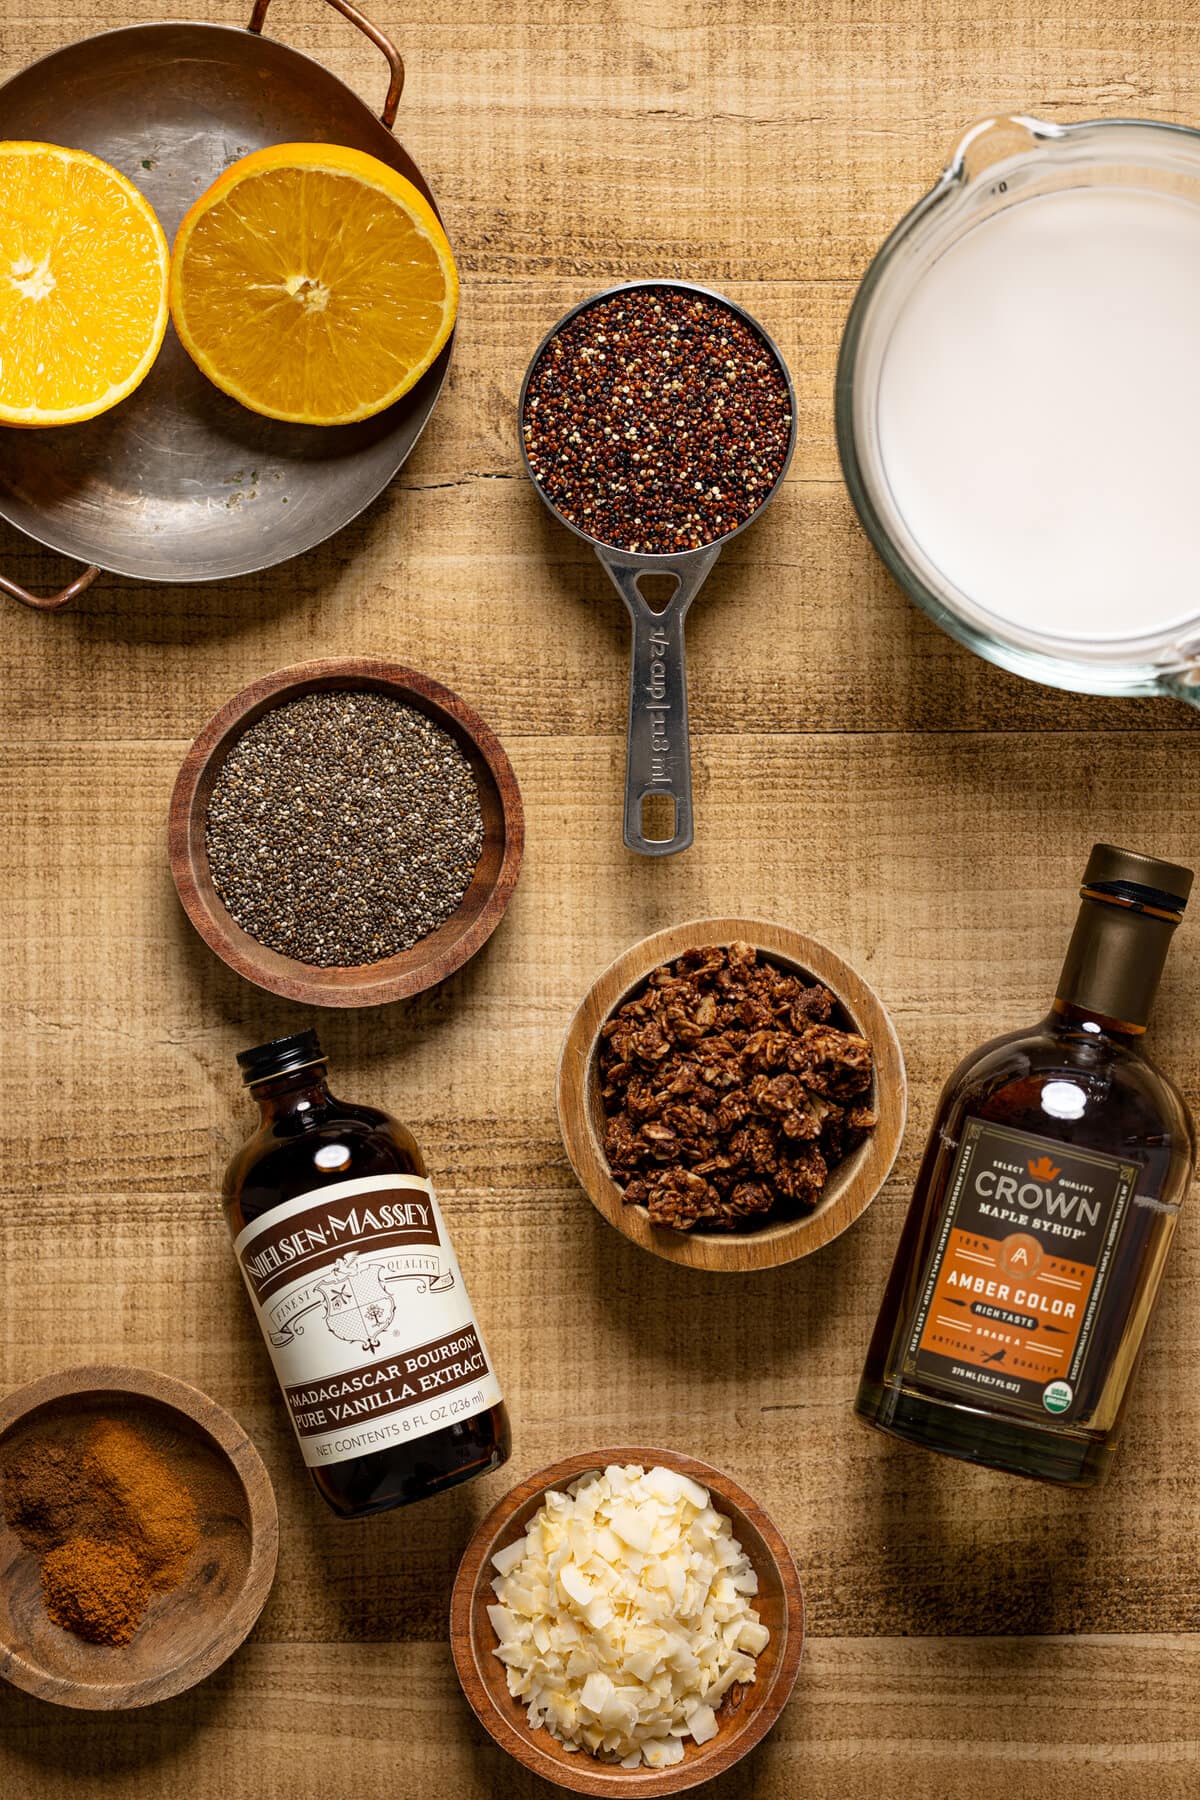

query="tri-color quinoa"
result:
[522,286,792,555]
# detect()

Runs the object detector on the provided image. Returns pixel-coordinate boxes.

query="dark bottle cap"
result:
[236,1030,327,1085]
[1080,843,1192,918]
[1057,844,1193,1030]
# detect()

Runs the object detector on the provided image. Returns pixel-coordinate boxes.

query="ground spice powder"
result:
[0,1439,93,1556]
[40,1538,152,1647]
[0,1416,200,1647]
[84,1418,200,1591]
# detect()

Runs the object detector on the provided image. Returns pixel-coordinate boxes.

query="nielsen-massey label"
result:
[233,1173,502,1467]
[902,1120,1137,1423]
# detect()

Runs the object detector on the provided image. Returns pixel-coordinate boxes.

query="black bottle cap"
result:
[1057,844,1193,1030]
[1081,843,1193,918]
[237,1030,326,1085]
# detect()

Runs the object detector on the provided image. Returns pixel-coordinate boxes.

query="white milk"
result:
[876,187,1200,642]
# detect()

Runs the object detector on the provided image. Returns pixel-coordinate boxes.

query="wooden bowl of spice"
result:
[168,658,524,1007]
[558,919,907,1271]
[0,1365,277,1709]
[450,1446,804,1795]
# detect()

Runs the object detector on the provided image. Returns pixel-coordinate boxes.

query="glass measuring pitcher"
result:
[837,115,1200,707]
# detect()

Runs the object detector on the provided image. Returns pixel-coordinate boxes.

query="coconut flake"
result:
[486,1464,769,1768]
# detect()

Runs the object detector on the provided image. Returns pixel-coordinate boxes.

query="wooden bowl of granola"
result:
[557,919,906,1271]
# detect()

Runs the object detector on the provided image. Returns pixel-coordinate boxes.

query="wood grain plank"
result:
[2,730,1199,1642]
[1,456,1191,745]
[1,1637,1197,1798]
[4,731,1198,1182]
[6,2,1200,287]
[4,13,1200,735]
[3,0,1199,1790]
[1,1177,1194,1643]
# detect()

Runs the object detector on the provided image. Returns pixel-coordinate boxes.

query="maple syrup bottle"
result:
[224,1031,510,1518]
[857,845,1194,1486]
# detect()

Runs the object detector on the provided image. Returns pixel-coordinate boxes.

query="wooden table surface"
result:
[2,1,1199,1794]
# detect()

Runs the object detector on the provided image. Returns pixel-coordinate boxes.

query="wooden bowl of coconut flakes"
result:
[449,1447,804,1795]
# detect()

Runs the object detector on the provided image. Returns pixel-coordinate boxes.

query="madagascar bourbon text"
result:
[234,1173,503,1466]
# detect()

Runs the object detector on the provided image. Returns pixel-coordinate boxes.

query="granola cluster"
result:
[598,941,876,1232]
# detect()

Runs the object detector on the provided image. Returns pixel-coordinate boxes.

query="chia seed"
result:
[522,286,793,555]
[205,690,484,968]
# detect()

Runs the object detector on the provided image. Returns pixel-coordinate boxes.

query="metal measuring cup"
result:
[519,280,797,857]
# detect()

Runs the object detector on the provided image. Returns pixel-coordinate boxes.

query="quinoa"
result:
[522,286,792,555]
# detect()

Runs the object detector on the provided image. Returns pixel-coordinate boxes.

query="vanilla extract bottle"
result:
[224,1032,510,1518]
[856,845,1194,1487]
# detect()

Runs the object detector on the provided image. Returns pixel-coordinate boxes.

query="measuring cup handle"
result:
[596,545,720,856]
[0,560,100,612]
[623,598,694,854]
[247,0,405,129]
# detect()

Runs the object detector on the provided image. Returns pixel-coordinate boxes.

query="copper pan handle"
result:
[0,562,100,612]
[247,0,405,130]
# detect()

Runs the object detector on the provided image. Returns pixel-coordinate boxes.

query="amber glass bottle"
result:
[224,1031,510,1518]
[857,845,1194,1486]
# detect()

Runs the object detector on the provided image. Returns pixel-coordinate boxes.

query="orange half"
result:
[0,141,168,427]
[170,143,459,427]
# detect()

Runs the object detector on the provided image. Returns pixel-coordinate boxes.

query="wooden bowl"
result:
[450,1447,804,1795]
[168,658,524,1007]
[0,1365,277,1710]
[558,918,906,1271]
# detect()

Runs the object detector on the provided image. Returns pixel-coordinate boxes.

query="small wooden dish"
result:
[168,658,524,1007]
[450,1446,804,1796]
[558,918,906,1271]
[0,1365,277,1710]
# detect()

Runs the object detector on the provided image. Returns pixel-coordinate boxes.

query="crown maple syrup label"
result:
[902,1121,1137,1423]
[233,1173,503,1467]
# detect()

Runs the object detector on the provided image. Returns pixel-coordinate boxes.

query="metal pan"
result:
[0,0,451,611]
